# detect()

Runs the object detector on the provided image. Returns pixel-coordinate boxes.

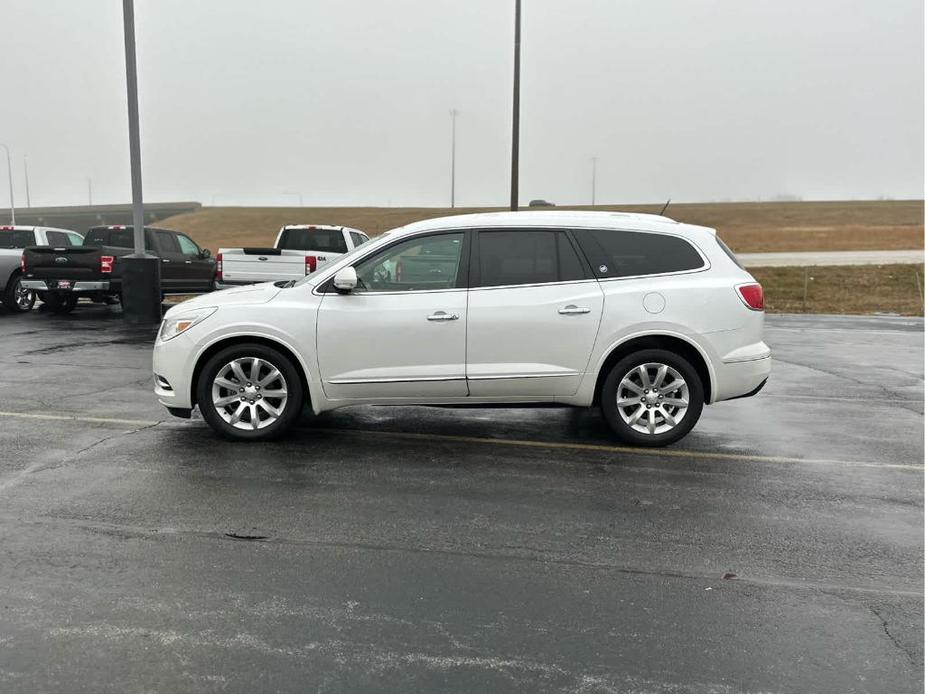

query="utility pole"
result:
[450,109,459,208]
[0,144,14,224]
[509,0,521,211]
[591,156,597,206]
[87,177,93,206]
[24,156,31,208]
[120,0,161,324]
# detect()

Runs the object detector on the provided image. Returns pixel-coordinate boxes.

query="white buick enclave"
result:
[153,211,770,446]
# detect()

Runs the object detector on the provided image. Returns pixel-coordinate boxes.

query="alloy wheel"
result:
[616,362,689,435]
[211,357,289,431]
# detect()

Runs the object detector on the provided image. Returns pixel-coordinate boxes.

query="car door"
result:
[154,230,186,292]
[316,231,470,400]
[466,229,604,397]
[176,232,215,291]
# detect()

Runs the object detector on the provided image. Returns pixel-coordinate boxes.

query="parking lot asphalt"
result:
[0,305,922,693]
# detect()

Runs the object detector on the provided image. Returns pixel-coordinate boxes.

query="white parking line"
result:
[0,410,920,472]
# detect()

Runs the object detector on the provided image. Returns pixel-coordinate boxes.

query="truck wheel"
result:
[197,343,304,441]
[44,294,79,315]
[2,274,36,313]
[600,349,704,447]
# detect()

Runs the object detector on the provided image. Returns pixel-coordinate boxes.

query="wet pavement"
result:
[0,305,922,693]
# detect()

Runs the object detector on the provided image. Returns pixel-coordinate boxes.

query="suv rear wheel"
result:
[197,343,304,441]
[601,348,704,447]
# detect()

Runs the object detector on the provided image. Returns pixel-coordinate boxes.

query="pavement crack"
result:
[72,421,164,458]
[870,607,919,666]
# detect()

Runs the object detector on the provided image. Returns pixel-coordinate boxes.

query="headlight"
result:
[158,307,217,342]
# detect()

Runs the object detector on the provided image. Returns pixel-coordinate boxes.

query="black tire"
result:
[600,348,704,447]
[196,343,304,441]
[43,293,79,314]
[2,274,36,313]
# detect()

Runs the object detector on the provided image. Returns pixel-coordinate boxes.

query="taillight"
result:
[20,254,26,272]
[100,255,115,274]
[736,283,764,311]
[215,252,223,281]
[305,255,317,274]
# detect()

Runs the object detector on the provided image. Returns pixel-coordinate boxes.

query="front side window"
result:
[354,233,464,292]
[67,232,84,246]
[350,231,368,248]
[176,234,200,256]
[46,231,73,246]
[572,229,705,279]
[476,230,586,288]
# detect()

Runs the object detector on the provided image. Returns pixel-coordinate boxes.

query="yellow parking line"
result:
[0,411,158,427]
[312,427,924,471]
[0,410,918,471]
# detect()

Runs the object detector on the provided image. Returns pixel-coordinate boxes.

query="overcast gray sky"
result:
[2,0,923,207]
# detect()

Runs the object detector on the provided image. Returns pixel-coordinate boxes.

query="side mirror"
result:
[200,248,211,259]
[332,266,358,293]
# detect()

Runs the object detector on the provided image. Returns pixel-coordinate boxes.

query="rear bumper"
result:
[22,279,111,292]
[713,355,771,403]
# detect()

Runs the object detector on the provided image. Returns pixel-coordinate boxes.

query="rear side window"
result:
[87,228,134,247]
[45,231,73,247]
[0,230,35,248]
[156,231,181,254]
[279,228,348,253]
[573,229,705,278]
[476,230,586,288]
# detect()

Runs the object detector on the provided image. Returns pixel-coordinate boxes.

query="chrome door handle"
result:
[427,311,459,322]
[558,305,591,315]
[161,259,170,263]
[184,260,192,264]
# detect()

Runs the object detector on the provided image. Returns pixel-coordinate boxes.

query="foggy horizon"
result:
[2,0,923,209]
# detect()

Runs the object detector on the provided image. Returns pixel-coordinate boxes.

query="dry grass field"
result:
[750,264,925,316]
[160,200,923,255]
[159,200,924,315]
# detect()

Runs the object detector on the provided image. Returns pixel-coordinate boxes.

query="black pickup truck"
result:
[21,225,216,313]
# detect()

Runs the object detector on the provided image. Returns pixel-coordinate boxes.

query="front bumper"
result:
[22,279,111,292]
[153,332,196,410]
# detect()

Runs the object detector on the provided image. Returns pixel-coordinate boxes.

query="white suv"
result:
[153,211,770,447]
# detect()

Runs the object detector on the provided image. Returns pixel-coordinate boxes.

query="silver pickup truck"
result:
[0,225,85,312]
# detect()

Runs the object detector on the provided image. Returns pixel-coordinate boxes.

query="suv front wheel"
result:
[601,349,704,447]
[197,343,304,441]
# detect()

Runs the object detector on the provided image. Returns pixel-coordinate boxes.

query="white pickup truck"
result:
[216,225,369,289]
[0,225,85,312]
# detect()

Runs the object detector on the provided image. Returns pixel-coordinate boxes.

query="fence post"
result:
[802,267,810,311]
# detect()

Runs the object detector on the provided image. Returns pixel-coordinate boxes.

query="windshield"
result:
[293,231,395,286]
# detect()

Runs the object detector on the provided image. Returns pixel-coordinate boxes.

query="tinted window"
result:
[354,233,464,292]
[176,234,200,256]
[279,228,348,253]
[476,230,585,288]
[87,228,134,247]
[0,230,35,248]
[46,231,73,247]
[155,231,180,254]
[573,229,704,278]
[350,231,368,248]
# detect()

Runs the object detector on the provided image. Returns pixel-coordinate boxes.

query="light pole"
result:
[119,0,161,324]
[24,156,31,208]
[282,191,304,207]
[0,144,14,224]
[87,177,93,205]
[510,0,521,211]
[450,109,459,208]
[591,156,597,206]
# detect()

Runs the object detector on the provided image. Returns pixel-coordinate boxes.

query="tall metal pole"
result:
[123,0,144,252]
[0,144,14,224]
[509,0,521,211]
[120,0,161,324]
[87,177,93,206]
[591,156,597,206]
[24,156,31,208]
[450,109,459,208]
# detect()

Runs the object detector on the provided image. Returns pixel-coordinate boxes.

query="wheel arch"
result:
[592,333,714,406]
[191,335,314,410]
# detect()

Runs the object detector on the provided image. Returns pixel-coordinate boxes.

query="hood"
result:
[164,282,282,316]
